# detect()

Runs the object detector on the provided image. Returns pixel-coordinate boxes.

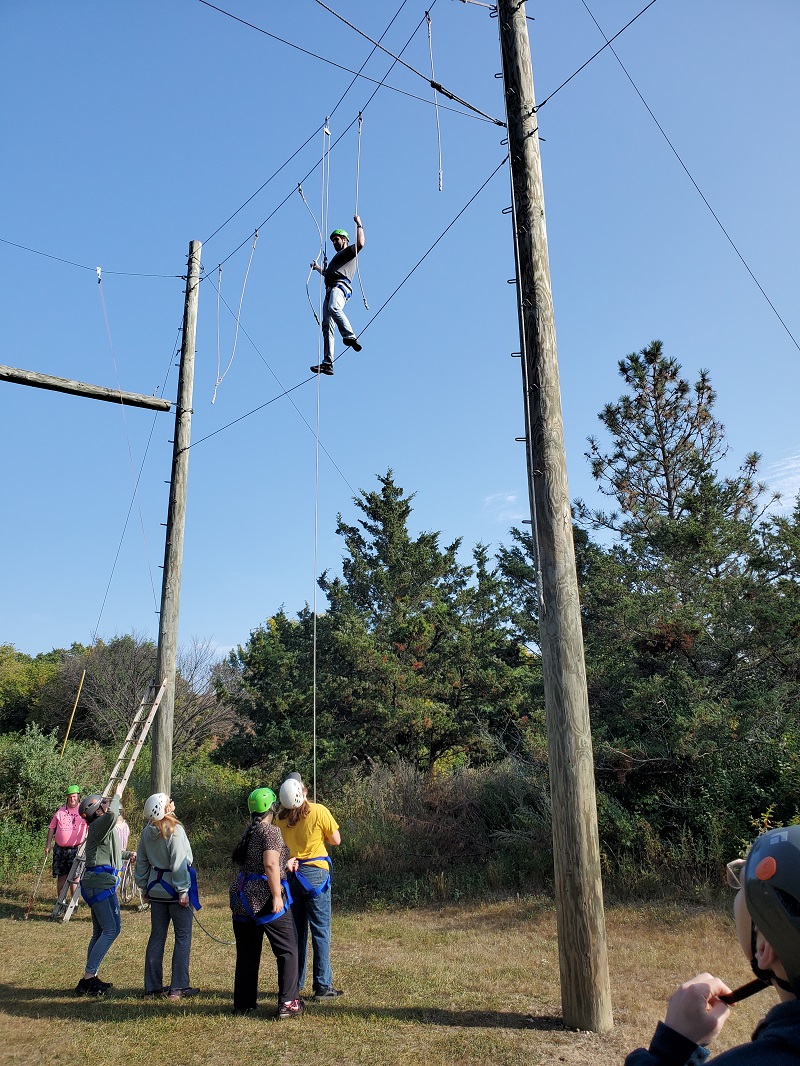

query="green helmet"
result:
[248,787,277,815]
[66,785,81,795]
[330,228,349,242]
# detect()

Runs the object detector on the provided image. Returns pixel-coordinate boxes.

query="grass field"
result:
[0,879,773,1066]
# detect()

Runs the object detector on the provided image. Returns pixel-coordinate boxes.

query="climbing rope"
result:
[212,230,259,403]
[353,113,369,309]
[426,12,444,192]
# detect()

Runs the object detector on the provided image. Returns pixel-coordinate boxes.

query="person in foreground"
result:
[277,772,342,1001]
[134,793,200,1002]
[74,785,131,996]
[626,824,800,1064]
[230,787,302,1020]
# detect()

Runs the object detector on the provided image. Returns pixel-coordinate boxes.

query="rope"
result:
[95,268,160,617]
[426,12,444,192]
[353,113,369,309]
[299,184,324,327]
[190,905,236,946]
[212,230,259,403]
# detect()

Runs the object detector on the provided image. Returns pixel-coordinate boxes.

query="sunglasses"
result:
[726,858,746,889]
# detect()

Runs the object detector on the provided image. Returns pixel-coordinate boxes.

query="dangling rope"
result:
[311,119,332,804]
[426,12,444,192]
[212,231,258,403]
[353,113,370,309]
[299,184,324,327]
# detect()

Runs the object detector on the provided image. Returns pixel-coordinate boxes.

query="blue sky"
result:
[2,0,798,659]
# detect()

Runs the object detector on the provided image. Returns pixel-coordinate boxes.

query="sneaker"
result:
[92,976,113,991]
[233,1006,258,1016]
[143,987,168,999]
[342,336,362,352]
[277,998,304,1020]
[312,987,343,1001]
[310,363,334,376]
[168,986,200,1001]
[75,977,108,997]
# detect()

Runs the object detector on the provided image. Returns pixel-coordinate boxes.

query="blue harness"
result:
[231,874,293,926]
[80,864,119,906]
[147,865,202,910]
[293,855,332,899]
[327,282,352,302]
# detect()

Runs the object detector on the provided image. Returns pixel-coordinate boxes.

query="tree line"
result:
[3,342,799,881]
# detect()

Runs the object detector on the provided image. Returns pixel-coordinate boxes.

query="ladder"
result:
[51,677,168,923]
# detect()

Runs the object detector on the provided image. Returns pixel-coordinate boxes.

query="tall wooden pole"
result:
[497,0,613,1033]
[150,241,201,795]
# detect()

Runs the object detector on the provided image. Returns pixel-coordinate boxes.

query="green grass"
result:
[0,875,773,1066]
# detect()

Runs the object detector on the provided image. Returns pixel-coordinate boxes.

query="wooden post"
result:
[150,241,201,796]
[497,0,613,1033]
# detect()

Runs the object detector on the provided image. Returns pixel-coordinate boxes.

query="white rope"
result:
[353,112,370,309]
[426,11,444,192]
[212,231,258,403]
[311,120,332,804]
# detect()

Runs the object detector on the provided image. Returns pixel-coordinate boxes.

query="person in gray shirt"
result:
[310,214,365,376]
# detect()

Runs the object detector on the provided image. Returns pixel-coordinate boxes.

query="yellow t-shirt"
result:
[277,802,339,870]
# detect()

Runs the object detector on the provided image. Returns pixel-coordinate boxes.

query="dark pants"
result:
[145,900,193,993]
[232,910,299,1011]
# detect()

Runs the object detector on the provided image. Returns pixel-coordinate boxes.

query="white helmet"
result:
[279,778,304,809]
[144,792,170,821]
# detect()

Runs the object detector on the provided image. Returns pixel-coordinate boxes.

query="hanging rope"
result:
[353,113,369,309]
[212,231,258,403]
[299,184,324,327]
[426,12,444,192]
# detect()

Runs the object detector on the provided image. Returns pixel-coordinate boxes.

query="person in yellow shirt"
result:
[276,773,342,1001]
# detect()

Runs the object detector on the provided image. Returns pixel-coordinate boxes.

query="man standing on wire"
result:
[310,214,365,377]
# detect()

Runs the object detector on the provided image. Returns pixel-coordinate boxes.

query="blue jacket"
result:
[626,1000,800,1065]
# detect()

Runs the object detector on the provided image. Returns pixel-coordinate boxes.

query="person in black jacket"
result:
[626,825,800,1064]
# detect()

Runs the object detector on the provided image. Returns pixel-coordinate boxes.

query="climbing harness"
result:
[145,865,201,910]
[292,855,332,899]
[231,874,294,925]
[80,865,120,907]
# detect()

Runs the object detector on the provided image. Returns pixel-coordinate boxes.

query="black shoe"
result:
[92,976,113,991]
[312,987,343,1000]
[168,986,200,1000]
[75,977,108,997]
[143,987,168,999]
[75,978,93,996]
[310,363,334,376]
[233,1006,258,1016]
[342,336,362,352]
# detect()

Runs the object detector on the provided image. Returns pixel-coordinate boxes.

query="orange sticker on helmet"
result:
[755,856,777,880]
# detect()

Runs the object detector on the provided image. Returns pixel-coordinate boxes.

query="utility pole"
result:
[150,240,201,796]
[497,0,613,1034]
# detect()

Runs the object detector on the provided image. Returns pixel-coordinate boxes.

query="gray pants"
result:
[144,900,193,993]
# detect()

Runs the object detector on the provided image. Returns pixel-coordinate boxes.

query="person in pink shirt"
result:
[46,786,88,900]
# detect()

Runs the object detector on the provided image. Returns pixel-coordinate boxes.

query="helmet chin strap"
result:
[750,922,794,995]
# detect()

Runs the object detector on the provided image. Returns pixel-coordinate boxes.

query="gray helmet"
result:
[744,824,800,995]
[79,794,105,821]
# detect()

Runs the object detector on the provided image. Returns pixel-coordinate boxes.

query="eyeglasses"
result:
[727,858,746,889]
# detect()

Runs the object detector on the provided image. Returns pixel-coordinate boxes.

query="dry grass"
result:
[0,879,771,1066]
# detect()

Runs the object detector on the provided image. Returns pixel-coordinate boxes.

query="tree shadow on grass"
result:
[0,985,566,1031]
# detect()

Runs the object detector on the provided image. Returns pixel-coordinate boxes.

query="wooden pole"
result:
[60,668,86,759]
[0,365,171,412]
[497,0,613,1033]
[150,241,201,796]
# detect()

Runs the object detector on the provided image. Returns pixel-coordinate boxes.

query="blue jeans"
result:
[86,892,121,975]
[322,285,355,364]
[145,900,193,993]
[289,866,333,993]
